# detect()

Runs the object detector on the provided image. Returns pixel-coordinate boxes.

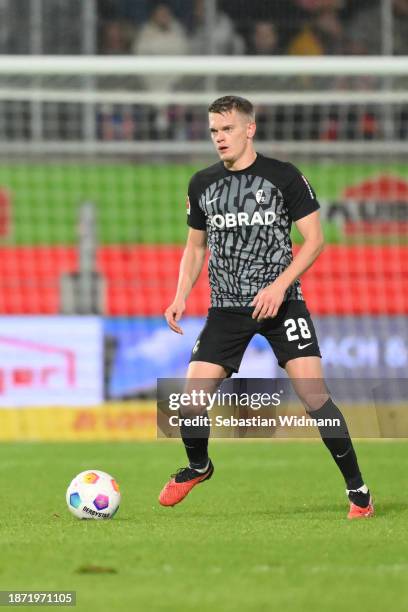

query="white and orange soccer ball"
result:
[66,470,121,520]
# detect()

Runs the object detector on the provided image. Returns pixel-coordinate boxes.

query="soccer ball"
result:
[66,470,121,520]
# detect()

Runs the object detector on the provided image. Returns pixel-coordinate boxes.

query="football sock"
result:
[311,398,364,490]
[347,485,371,508]
[347,484,368,495]
[179,410,210,470]
[192,461,210,473]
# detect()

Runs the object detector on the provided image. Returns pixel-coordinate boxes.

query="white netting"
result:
[0,55,406,416]
[0,56,407,153]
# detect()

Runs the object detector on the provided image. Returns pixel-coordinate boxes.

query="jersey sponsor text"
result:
[209,210,276,229]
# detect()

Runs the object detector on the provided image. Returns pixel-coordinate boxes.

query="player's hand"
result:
[250,282,286,321]
[164,299,186,334]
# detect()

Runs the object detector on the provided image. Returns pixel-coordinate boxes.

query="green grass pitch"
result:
[0,440,407,612]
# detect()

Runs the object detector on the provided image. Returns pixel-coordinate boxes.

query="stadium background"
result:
[0,0,406,440]
[0,2,407,611]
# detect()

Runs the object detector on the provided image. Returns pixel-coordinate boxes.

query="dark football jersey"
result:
[187,153,320,307]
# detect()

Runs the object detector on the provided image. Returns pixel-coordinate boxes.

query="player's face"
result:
[209,110,255,165]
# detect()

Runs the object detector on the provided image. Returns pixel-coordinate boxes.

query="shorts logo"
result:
[255,189,266,204]
[210,211,276,229]
[192,339,200,354]
[298,342,313,350]
[186,196,191,215]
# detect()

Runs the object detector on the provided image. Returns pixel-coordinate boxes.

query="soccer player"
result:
[159,95,374,519]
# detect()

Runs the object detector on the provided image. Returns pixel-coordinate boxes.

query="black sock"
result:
[179,410,210,469]
[311,398,364,490]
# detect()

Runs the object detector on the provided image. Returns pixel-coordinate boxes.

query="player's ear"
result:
[247,121,256,140]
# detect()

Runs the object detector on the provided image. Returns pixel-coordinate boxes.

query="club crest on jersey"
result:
[255,189,266,204]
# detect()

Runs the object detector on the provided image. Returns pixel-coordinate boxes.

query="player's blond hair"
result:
[208,96,255,121]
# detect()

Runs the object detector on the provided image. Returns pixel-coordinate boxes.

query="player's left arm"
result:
[251,210,324,320]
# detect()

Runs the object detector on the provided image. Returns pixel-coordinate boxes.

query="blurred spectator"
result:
[287,0,344,55]
[132,3,188,56]
[248,21,280,55]
[189,0,244,55]
[100,20,134,54]
[240,20,285,94]
[346,0,408,55]
[132,3,188,90]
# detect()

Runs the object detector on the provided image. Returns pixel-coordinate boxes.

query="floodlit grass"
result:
[0,441,407,612]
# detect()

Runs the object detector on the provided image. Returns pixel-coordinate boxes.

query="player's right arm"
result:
[164,228,207,334]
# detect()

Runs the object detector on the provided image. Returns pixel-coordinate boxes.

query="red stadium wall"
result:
[0,245,406,315]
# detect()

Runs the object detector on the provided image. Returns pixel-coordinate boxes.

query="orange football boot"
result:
[347,491,374,519]
[159,461,214,507]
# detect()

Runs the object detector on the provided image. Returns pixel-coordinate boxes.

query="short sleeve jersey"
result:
[187,153,320,307]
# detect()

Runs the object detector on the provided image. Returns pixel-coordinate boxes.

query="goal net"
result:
[0,55,406,419]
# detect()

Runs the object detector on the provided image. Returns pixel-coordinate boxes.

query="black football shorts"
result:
[190,300,321,373]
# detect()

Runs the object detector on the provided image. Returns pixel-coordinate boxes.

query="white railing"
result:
[0,56,406,157]
[0,55,406,75]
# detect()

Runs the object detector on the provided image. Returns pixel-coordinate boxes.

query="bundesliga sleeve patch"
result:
[186,195,191,215]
